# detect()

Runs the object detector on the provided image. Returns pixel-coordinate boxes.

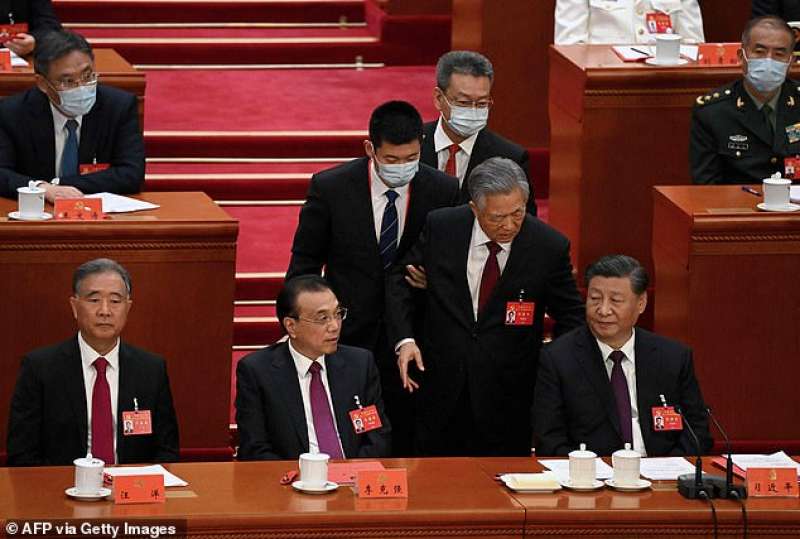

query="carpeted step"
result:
[77,26,373,39]
[234,316,283,346]
[55,0,366,24]
[235,272,285,302]
[223,204,302,273]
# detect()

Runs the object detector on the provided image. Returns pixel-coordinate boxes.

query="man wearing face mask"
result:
[286,100,459,455]
[0,30,145,201]
[420,51,537,216]
[690,16,800,184]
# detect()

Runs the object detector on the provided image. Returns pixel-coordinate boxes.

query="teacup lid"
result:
[569,443,596,459]
[73,452,104,467]
[764,172,790,184]
[612,443,640,459]
[17,181,44,194]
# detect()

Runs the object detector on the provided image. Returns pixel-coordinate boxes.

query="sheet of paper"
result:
[730,452,800,476]
[104,464,188,487]
[85,192,159,213]
[639,457,695,480]
[7,49,27,67]
[612,45,699,62]
[539,458,613,482]
[790,185,800,203]
[328,461,385,485]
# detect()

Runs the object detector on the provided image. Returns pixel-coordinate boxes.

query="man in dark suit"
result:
[533,255,713,457]
[420,50,536,215]
[1,0,62,56]
[690,16,800,184]
[7,258,179,466]
[236,275,391,460]
[286,101,458,455]
[386,157,584,456]
[753,0,800,22]
[0,30,144,201]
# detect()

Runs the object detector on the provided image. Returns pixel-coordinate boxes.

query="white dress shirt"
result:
[595,329,647,456]
[288,339,346,457]
[78,332,120,463]
[50,102,83,179]
[466,218,511,320]
[370,160,410,244]
[554,0,705,45]
[434,117,479,186]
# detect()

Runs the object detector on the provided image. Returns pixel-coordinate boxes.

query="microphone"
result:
[706,406,747,499]
[675,405,717,499]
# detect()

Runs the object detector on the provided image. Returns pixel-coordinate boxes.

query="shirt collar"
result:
[433,116,479,155]
[288,339,327,376]
[78,331,120,372]
[49,101,84,132]
[471,216,512,251]
[744,84,782,111]
[369,159,411,200]
[596,328,636,365]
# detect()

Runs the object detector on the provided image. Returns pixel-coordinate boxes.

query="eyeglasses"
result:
[442,93,494,110]
[291,307,348,326]
[46,71,98,91]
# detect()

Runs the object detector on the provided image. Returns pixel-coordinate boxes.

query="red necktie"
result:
[478,241,501,313]
[444,143,459,177]
[308,361,344,459]
[91,357,114,465]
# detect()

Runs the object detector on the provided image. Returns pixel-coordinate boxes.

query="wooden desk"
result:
[0,192,238,459]
[653,185,800,450]
[0,49,145,128]
[0,458,797,538]
[548,45,751,284]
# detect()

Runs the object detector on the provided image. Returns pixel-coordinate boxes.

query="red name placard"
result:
[356,469,408,499]
[113,474,165,504]
[54,198,104,220]
[746,468,799,498]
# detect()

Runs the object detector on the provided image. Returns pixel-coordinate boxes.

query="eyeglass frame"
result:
[288,307,348,326]
[43,71,98,92]
[439,92,494,110]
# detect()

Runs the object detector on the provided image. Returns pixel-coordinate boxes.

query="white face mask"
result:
[743,51,789,94]
[444,96,489,137]
[56,82,97,117]
[375,158,419,187]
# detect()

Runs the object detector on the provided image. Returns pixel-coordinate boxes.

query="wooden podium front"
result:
[653,185,800,451]
[0,192,238,459]
[548,45,748,281]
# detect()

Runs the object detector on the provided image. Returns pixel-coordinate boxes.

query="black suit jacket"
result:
[286,157,459,351]
[385,205,584,455]
[0,0,61,42]
[235,342,391,460]
[420,120,537,215]
[533,325,713,457]
[0,84,145,198]
[6,336,180,466]
[752,0,800,20]
[690,79,800,184]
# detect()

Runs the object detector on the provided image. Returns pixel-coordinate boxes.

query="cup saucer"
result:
[604,478,652,492]
[756,202,800,212]
[645,57,689,66]
[8,211,53,221]
[291,480,338,494]
[560,479,605,491]
[65,486,112,501]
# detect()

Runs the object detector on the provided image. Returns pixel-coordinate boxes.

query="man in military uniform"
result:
[690,16,800,184]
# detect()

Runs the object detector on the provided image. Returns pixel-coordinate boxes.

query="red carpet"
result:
[223,204,302,273]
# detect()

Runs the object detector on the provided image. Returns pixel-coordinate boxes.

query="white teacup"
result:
[763,177,791,208]
[655,33,682,64]
[299,452,329,488]
[73,456,105,494]
[17,185,45,219]
[612,443,641,487]
[568,443,597,488]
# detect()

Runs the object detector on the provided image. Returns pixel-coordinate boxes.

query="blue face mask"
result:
[744,52,789,93]
[57,82,97,117]
[375,158,419,188]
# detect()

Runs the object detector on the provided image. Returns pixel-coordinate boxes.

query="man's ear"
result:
[284,317,298,339]
[69,295,79,320]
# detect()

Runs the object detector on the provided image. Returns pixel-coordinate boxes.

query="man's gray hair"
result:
[467,157,530,208]
[436,50,494,90]
[72,258,132,296]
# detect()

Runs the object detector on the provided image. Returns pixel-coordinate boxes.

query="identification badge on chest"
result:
[349,396,382,434]
[652,394,683,432]
[505,289,535,326]
[784,157,800,179]
[122,399,152,436]
[646,12,674,34]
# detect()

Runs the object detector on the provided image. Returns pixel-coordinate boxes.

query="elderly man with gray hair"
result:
[385,157,583,456]
[420,50,536,216]
[7,258,179,466]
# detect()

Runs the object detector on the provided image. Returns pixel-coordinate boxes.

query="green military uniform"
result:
[690,78,800,184]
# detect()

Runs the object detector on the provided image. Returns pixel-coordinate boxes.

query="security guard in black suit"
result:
[690,16,800,184]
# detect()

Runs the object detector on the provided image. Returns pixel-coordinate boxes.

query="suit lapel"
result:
[29,90,56,178]
[774,81,797,154]
[78,92,102,166]
[420,121,438,168]
[575,327,622,438]
[462,130,490,197]
[324,352,356,457]
[454,208,478,324]
[634,330,661,451]
[737,83,776,148]
[272,345,309,451]
[398,172,423,254]
[116,343,135,460]
[349,159,381,261]
[61,337,89,451]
